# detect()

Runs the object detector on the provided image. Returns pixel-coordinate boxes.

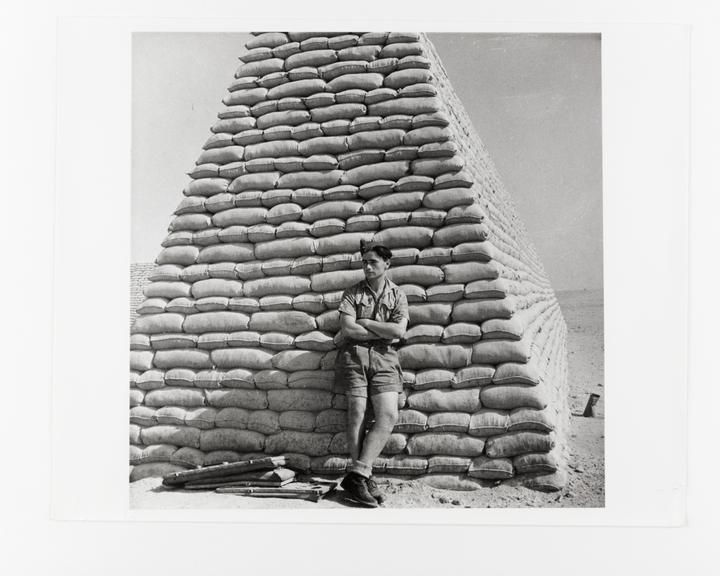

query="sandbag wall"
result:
[129,32,569,489]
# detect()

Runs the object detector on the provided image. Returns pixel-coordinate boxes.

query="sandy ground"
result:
[130,288,604,509]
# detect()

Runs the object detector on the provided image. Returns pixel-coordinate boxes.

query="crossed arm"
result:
[340,313,408,341]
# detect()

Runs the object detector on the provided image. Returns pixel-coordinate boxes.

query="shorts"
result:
[334,342,403,398]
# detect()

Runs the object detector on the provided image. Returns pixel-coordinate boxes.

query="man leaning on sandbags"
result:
[334,240,409,507]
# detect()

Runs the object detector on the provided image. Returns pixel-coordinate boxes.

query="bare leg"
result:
[357,392,399,472]
[345,394,367,464]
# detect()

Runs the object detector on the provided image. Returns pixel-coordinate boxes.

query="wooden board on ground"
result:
[162,456,287,486]
[215,480,339,502]
[185,468,297,490]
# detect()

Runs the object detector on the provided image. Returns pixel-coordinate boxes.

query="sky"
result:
[132,32,602,291]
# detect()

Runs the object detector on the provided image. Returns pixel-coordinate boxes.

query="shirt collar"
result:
[362,277,397,304]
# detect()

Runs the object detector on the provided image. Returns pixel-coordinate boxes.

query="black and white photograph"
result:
[129,31,604,508]
[10,0,715,573]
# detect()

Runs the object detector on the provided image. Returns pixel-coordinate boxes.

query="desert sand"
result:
[130,288,604,509]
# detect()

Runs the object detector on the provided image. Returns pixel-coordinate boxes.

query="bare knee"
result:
[346,396,367,424]
[374,407,397,430]
[371,396,398,431]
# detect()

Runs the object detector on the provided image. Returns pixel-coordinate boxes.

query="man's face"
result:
[362,251,390,281]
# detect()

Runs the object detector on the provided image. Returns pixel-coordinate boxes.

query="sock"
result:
[350,459,372,478]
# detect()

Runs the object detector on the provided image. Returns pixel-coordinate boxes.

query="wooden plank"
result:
[162,456,286,486]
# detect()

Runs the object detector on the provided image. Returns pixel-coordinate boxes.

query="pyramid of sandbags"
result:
[129,32,570,490]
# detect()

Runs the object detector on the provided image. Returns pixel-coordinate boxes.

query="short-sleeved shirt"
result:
[337,277,409,346]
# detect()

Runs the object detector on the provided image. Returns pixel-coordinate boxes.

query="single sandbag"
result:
[387,265,443,287]
[363,191,424,215]
[513,452,559,475]
[243,276,312,298]
[253,369,288,390]
[149,333,198,350]
[413,369,455,390]
[451,298,514,323]
[399,344,470,370]
[184,407,218,429]
[492,362,541,386]
[293,293,326,314]
[408,303,452,325]
[402,324,443,345]
[279,410,317,432]
[183,311,250,333]
[129,389,145,408]
[481,318,524,340]
[341,161,410,186]
[131,313,185,335]
[464,279,508,299]
[152,350,212,370]
[407,388,480,413]
[384,68,433,89]
[394,409,428,433]
[130,406,157,426]
[406,433,485,457]
[433,224,489,247]
[315,232,374,256]
[140,425,201,449]
[249,311,316,334]
[425,284,464,302]
[374,227,433,250]
[205,389,268,410]
[219,368,255,389]
[291,255,324,276]
[468,410,509,437]
[301,200,363,223]
[210,348,274,370]
[295,331,335,352]
[328,72,384,92]
[246,410,281,435]
[212,208,267,227]
[442,323,483,344]
[368,97,439,117]
[426,412,470,433]
[347,128,405,151]
[199,428,265,452]
[468,456,514,480]
[422,188,476,211]
[272,350,324,371]
[384,456,428,476]
[286,49,337,70]
[507,408,555,433]
[136,370,166,391]
[144,387,206,408]
[191,279,244,299]
[480,385,547,411]
[314,409,347,433]
[426,456,471,474]
[156,246,200,266]
[485,431,555,458]
[267,389,333,412]
[311,269,365,293]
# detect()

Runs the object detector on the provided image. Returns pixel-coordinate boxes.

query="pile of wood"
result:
[161,456,337,500]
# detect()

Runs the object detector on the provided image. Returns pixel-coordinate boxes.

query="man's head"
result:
[359,240,392,282]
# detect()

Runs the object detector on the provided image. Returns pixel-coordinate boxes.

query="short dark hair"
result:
[362,244,393,262]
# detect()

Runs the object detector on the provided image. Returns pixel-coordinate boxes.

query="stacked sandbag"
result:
[129,32,569,489]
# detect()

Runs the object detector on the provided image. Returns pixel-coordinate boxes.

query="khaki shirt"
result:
[337,277,409,346]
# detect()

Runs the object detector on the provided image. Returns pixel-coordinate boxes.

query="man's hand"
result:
[340,314,373,341]
[357,318,407,340]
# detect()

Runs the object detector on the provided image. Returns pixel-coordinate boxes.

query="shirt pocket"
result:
[357,294,375,319]
[377,293,398,322]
